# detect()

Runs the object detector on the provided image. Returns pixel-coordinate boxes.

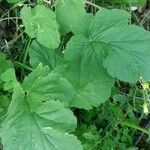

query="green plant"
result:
[0,0,150,149]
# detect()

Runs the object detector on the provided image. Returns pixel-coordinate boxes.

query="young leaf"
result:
[0,83,82,150]
[55,0,86,34]
[64,35,115,109]
[20,5,60,49]
[22,64,75,106]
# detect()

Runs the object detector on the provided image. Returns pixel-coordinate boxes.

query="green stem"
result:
[21,38,32,80]
[14,61,33,71]
[133,86,138,110]
[85,1,101,9]
[0,17,20,22]
[118,120,150,135]
[23,38,32,65]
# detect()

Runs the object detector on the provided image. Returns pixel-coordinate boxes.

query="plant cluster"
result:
[0,0,150,149]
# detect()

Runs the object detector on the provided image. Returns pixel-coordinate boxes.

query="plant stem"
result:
[133,86,138,110]
[21,38,32,80]
[14,61,33,71]
[0,17,20,22]
[23,38,32,65]
[85,1,101,9]
[118,120,150,135]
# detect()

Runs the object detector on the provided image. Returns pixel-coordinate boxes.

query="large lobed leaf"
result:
[67,8,150,83]
[90,9,150,82]
[0,65,82,150]
[64,35,115,109]
[0,83,82,150]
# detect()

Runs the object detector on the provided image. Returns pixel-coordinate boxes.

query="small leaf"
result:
[21,5,60,49]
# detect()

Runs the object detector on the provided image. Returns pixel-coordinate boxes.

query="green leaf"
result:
[0,83,82,150]
[89,9,150,82]
[101,25,150,82]
[29,40,63,69]
[22,64,75,106]
[1,68,16,92]
[72,8,150,83]
[55,0,86,34]
[64,35,115,109]
[20,5,60,49]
